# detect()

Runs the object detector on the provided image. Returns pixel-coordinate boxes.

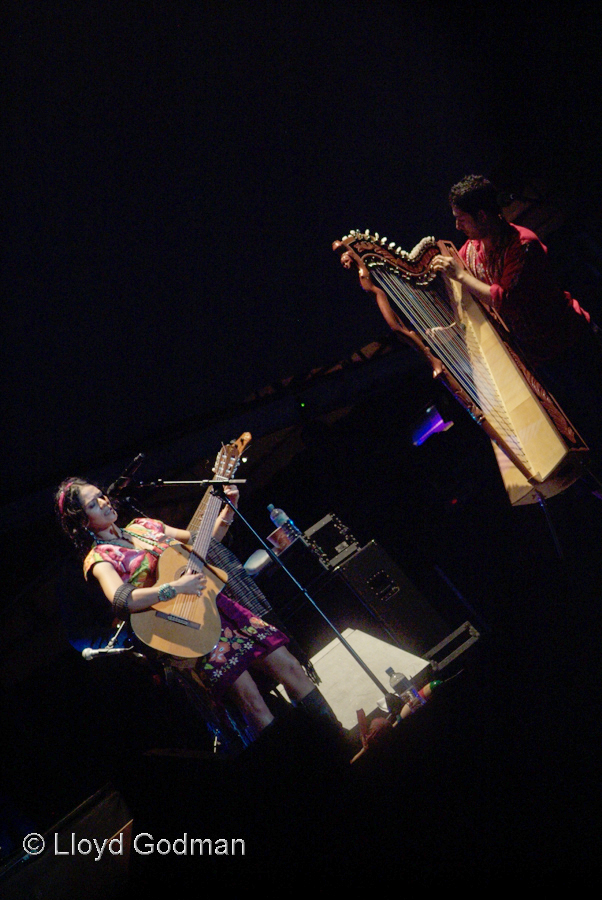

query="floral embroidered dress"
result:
[83,518,288,698]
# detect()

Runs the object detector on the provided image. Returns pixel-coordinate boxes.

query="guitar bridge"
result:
[155,611,201,630]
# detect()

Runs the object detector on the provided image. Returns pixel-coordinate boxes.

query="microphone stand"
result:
[80,621,141,661]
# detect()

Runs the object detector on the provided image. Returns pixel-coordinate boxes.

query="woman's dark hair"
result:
[55,477,112,557]
[449,175,501,217]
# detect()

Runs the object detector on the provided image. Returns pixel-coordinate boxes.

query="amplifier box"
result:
[254,537,330,612]
[258,539,452,664]
[303,513,359,568]
[334,541,450,658]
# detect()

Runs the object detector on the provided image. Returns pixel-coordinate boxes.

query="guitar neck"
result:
[186,482,226,572]
[184,432,250,571]
[187,486,213,534]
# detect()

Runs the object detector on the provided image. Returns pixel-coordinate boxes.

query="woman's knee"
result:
[229,672,274,722]
[257,647,313,697]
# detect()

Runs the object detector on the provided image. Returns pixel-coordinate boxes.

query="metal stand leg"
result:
[536,492,564,560]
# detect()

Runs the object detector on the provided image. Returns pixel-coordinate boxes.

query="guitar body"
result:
[131,543,226,658]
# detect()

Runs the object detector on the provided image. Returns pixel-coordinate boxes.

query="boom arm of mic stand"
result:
[215,490,395,706]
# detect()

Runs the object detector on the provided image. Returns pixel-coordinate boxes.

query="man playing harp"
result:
[430,175,602,466]
[335,175,602,502]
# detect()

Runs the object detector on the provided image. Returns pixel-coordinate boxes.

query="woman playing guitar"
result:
[55,476,341,742]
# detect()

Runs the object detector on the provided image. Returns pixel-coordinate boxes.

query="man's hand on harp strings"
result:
[430,253,463,281]
[430,253,494,310]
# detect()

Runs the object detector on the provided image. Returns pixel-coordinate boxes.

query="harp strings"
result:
[374,268,476,394]
[372,267,529,464]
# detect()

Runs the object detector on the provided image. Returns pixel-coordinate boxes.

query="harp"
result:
[333,230,588,505]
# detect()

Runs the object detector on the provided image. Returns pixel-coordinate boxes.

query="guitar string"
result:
[173,456,235,619]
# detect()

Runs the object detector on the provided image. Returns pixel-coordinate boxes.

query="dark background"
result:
[4,1,602,506]
[2,2,602,890]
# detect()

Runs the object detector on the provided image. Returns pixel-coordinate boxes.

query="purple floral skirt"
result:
[198,593,289,698]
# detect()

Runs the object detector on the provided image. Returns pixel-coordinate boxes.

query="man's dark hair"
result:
[449,175,501,216]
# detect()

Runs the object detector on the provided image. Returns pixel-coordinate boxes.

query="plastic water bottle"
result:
[385,666,425,712]
[267,504,300,540]
[385,666,411,696]
[268,504,288,528]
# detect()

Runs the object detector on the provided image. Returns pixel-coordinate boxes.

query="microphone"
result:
[82,646,133,660]
[106,453,145,497]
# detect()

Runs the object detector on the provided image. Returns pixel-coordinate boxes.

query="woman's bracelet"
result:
[157,584,177,602]
[112,583,134,619]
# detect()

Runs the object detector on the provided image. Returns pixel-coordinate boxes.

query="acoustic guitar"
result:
[131,432,251,658]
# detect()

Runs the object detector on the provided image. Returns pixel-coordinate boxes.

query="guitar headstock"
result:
[213,432,252,480]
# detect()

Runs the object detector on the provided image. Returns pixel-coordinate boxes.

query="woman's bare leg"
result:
[227,670,275,733]
[253,646,315,702]
[255,646,344,735]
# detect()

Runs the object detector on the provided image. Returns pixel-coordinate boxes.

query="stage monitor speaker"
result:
[0,785,132,899]
[303,513,359,568]
[334,541,450,658]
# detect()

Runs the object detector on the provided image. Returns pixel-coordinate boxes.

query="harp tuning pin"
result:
[381,237,387,244]
[374,232,379,240]
[388,242,396,249]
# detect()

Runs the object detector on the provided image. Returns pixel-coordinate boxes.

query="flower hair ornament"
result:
[57,481,76,515]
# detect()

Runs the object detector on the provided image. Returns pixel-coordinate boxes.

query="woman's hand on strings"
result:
[176,572,207,596]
